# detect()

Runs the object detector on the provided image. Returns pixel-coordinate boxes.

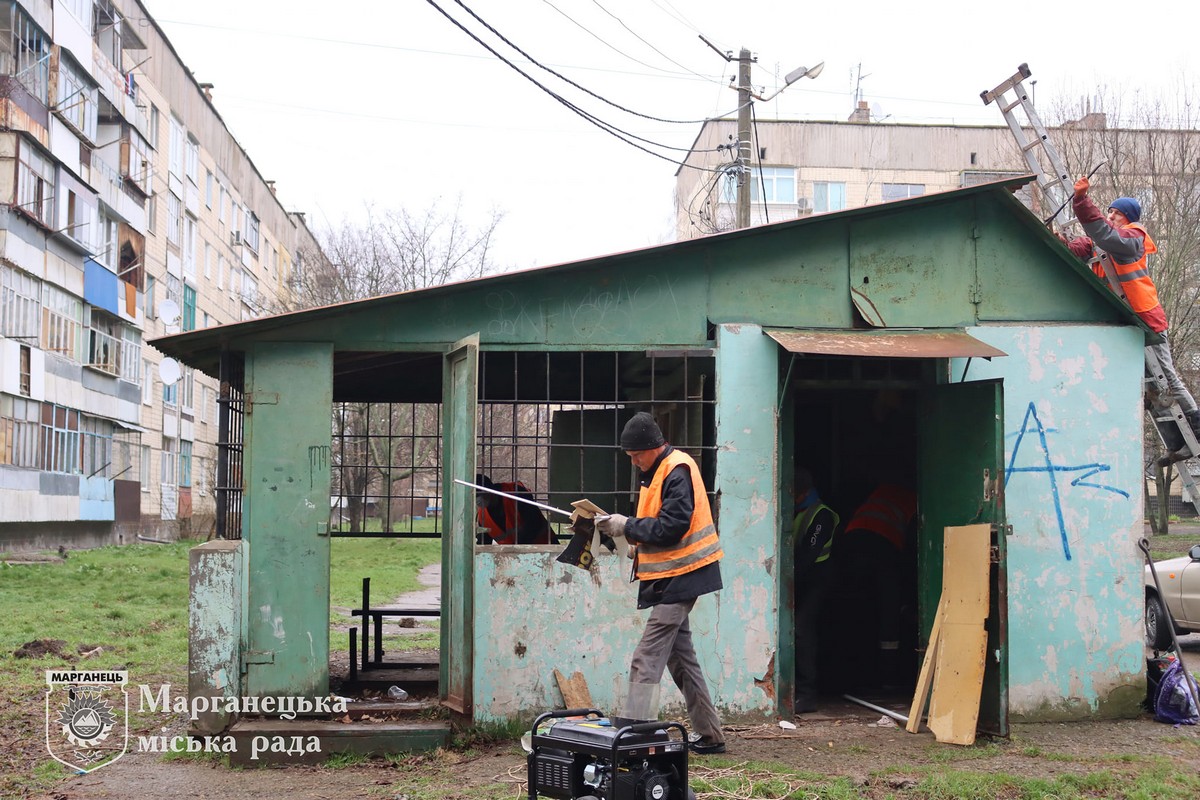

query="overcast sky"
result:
[138,0,1198,272]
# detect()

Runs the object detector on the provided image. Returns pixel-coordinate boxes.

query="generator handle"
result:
[610,720,688,762]
[529,707,603,739]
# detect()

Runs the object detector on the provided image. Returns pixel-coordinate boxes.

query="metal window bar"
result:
[215,351,244,540]
[330,401,443,538]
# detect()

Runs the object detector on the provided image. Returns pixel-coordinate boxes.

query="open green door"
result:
[440,334,478,716]
[917,378,1007,737]
[243,342,333,701]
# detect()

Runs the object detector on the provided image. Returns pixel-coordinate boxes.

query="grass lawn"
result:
[0,534,443,797]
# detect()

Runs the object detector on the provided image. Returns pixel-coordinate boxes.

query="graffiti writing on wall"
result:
[308,445,330,489]
[484,274,682,341]
[1004,402,1128,562]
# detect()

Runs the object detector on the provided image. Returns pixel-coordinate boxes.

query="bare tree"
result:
[285,199,506,532]
[1050,90,1200,530]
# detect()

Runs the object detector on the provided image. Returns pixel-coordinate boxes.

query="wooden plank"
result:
[554,669,594,709]
[927,524,991,745]
[927,622,990,744]
[906,595,946,733]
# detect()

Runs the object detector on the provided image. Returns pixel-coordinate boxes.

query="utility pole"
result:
[736,48,753,230]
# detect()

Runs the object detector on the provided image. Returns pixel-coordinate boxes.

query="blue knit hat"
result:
[1108,197,1141,223]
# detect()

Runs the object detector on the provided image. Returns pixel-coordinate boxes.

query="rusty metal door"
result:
[440,334,478,716]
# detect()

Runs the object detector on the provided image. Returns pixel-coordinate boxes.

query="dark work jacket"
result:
[625,445,722,609]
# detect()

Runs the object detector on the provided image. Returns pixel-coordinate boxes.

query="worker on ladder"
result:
[1059,175,1200,450]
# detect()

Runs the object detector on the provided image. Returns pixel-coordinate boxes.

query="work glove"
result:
[596,514,628,539]
[1074,176,1089,198]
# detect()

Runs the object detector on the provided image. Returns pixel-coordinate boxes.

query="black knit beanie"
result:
[620,412,665,451]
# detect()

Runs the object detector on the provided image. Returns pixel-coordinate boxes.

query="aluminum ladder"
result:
[983,64,1200,512]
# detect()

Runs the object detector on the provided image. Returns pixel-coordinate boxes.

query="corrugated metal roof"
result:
[764,328,1007,359]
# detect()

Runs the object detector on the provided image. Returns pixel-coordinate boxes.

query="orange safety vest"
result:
[842,484,916,551]
[477,482,552,545]
[1089,224,1160,315]
[634,449,723,580]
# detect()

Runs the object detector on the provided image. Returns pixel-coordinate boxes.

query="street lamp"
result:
[753,62,825,102]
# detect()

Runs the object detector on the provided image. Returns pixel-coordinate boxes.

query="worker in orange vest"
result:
[475,474,554,545]
[1060,177,1200,452]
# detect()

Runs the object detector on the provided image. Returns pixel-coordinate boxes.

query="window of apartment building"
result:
[161,436,177,485]
[1,263,40,341]
[244,211,260,253]
[41,284,82,361]
[0,2,50,102]
[149,105,159,148]
[141,358,153,405]
[179,440,192,487]
[182,285,196,332]
[16,140,54,226]
[185,136,199,184]
[218,185,226,224]
[242,274,259,312]
[143,274,155,321]
[217,255,226,290]
[92,0,124,68]
[183,216,196,277]
[881,183,926,202]
[139,443,150,488]
[62,186,90,247]
[747,167,797,204]
[41,403,81,474]
[203,243,212,280]
[87,310,119,375]
[164,273,182,307]
[147,193,157,234]
[81,416,113,479]
[122,127,152,195]
[167,192,182,246]
[0,394,39,467]
[230,267,241,299]
[205,170,213,207]
[54,50,98,142]
[162,379,177,407]
[95,212,118,269]
[168,116,184,179]
[813,181,847,213]
[61,0,88,25]
[18,344,30,395]
[121,327,141,384]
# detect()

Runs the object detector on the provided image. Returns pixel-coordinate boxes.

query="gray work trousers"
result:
[1147,340,1197,414]
[628,599,724,744]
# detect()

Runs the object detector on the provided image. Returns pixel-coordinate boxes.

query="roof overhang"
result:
[765,328,1007,359]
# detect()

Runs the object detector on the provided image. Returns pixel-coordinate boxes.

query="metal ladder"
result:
[983,64,1200,511]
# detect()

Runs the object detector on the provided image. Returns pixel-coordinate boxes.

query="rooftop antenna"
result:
[853,62,871,109]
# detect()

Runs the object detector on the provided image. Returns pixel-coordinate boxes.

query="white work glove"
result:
[596,514,628,539]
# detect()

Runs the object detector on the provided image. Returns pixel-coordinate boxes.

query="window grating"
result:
[215,351,244,540]
[326,349,717,541]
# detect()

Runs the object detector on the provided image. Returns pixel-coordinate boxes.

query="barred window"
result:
[40,403,80,474]
[0,393,39,467]
[0,263,40,340]
[41,284,82,361]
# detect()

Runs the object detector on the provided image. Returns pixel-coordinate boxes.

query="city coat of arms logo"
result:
[45,670,128,773]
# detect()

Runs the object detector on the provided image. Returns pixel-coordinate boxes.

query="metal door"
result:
[440,334,478,716]
[917,378,1008,736]
[243,342,333,701]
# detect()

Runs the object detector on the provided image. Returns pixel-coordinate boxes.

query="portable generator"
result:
[526,708,694,800]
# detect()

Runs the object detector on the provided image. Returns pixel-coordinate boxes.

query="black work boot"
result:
[1187,409,1200,443]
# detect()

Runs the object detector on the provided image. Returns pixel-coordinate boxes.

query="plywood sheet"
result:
[927,524,991,745]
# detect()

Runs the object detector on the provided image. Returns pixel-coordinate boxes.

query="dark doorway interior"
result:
[790,364,924,710]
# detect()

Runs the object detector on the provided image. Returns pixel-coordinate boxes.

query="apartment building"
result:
[0,0,323,550]
[674,108,1032,237]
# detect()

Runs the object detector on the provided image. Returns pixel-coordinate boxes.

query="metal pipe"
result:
[453,478,574,518]
[843,694,909,724]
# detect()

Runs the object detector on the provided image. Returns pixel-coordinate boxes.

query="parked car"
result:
[1145,544,1200,650]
